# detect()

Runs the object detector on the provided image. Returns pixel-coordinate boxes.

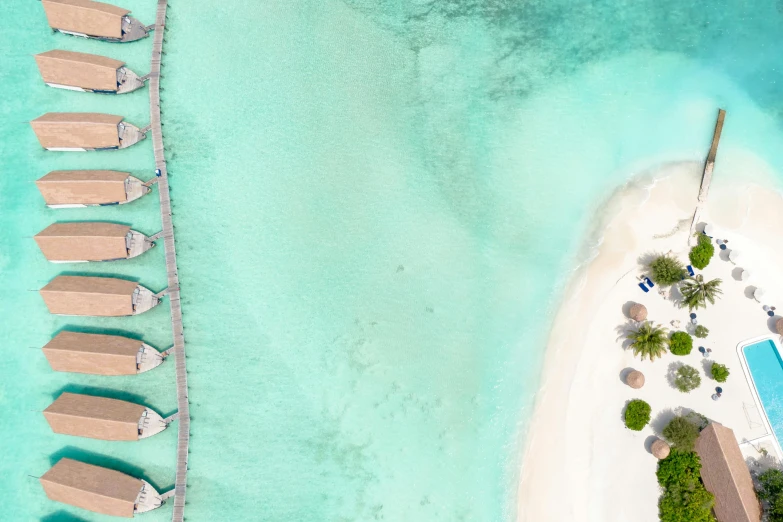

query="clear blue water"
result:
[2,1,783,521]
[744,339,783,443]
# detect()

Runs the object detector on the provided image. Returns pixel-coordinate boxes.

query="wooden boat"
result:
[41,0,150,42]
[40,276,161,316]
[42,331,165,375]
[41,458,163,517]
[34,222,155,262]
[44,392,167,440]
[30,113,147,151]
[36,170,150,208]
[35,50,145,94]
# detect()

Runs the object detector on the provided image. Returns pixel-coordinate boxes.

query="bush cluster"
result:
[669,331,694,356]
[689,235,715,270]
[650,255,686,286]
[757,468,783,522]
[694,325,709,339]
[674,365,701,393]
[624,399,651,431]
[657,450,716,522]
[662,414,705,451]
[711,363,730,383]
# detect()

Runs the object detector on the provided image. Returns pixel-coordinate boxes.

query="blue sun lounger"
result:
[645,277,654,287]
[687,265,695,276]
[638,282,649,293]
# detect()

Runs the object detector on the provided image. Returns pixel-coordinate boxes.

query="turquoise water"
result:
[743,339,783,444]
[3,1,783,521]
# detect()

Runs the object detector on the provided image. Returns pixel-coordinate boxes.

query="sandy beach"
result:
[517,154,783,522]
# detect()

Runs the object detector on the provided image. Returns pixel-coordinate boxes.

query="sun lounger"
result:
[645,277,654,287]
[686,265,695,276]
[638,282,649,293]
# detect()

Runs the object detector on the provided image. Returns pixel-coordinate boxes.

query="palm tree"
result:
[627,321,669,361]
[680,275,722,311]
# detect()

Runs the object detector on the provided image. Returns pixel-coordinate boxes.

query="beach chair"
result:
[638,282,649,293]
[686,265,695,276]
[645,277,654,287]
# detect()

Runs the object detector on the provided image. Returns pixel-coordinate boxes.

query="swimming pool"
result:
[742,338,783,449]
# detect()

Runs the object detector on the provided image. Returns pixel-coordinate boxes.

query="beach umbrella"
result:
[629,303,648,322]
[652,438,671,460]
[755,287,766,301]
[703,224,714,236]
[729,249,741,263]
[776,318,783,336]
[626,370,645,389]
[741,269,751,281]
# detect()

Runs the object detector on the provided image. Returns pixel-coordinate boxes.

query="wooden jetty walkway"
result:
[148,1,191,520]
[689,108,726,244]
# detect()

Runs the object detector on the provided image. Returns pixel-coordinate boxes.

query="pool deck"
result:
[147,1,192,520]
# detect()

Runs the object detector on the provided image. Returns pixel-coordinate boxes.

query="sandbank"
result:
[517,154,783,521]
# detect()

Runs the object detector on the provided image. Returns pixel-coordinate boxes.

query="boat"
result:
[41,0,150,42]
[40,275,161,316]
[44,392,167,440]
[34,222,155,262]
[35,50,145,94]
[30,113,147,151]
[35,170,150,208]
[42,331,164,375]
[40,458,163,517]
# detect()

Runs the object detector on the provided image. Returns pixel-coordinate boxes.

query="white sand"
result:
[517,155,783,522]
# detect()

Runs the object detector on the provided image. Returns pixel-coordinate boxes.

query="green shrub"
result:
[757,469,783,522]
[711,363,729,383]
[663,415,702,450]
[694,325,709,338]
[689,235,715,270]
[656,449,702,487]
[650,255,686,286]
[657,450,716,522]
[669,331,694,356]
[674,365,701,393]
[624,399,652,431]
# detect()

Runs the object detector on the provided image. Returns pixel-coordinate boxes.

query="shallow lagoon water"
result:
[2,1,783,521]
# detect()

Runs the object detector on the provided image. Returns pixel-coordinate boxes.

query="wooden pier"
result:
[689,108,726,244]
[148,1,191,520]
[698,108,726,203]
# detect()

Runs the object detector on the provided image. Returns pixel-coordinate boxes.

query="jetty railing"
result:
[148,1,191,520]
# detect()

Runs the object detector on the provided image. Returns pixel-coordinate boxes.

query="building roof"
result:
[35,50,123,91]
[35,222,131,262]
[38,170,130,183]
[36,49,123,69]
[40,276,140,316]
[30,113,125,149]
[41,275,138,295]
[44,0,129,16]
[40,458,140,518]
[44,392,145,441]
[36,222,130,238]
[695,422,761,522]
[36,170,132,206]
[32,112,123,125]
[44,331,142,356]
[46,393,145,423]
[42,331,144,375]
[42,0,130,39]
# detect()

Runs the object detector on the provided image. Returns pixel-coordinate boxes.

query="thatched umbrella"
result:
[777,318,783,336]
[630,303,648,322]
[652,438,670,459]
[626,370,645,389]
